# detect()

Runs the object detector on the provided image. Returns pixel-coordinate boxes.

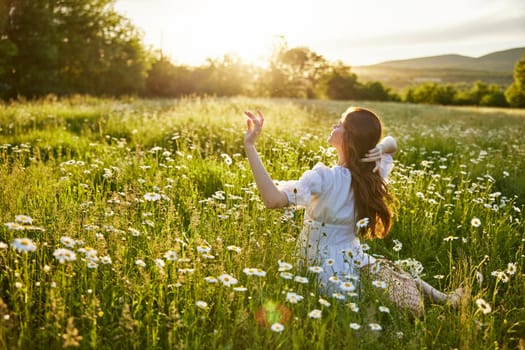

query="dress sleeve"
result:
[379,154,394,181]
[277,163,327,207]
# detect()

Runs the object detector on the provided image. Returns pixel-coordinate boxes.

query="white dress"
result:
[277,155,394,292]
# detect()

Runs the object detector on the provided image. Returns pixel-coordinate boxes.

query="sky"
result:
[114,0,525,67]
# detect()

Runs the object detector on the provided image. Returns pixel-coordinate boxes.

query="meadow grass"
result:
[0,96,524,349]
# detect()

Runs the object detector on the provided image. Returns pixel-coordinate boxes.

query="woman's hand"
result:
[361,144,383,173]
[244,110,264,146]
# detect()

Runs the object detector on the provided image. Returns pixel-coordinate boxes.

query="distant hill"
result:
[352,47,524,90]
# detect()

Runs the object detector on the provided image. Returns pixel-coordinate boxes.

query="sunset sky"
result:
[115,0,525,67]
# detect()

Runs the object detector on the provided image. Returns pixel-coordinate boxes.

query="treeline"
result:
[1,0,524,107]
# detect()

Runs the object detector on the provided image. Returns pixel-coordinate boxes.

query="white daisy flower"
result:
[271,322,285,333]
[475,298,491,314]
[11,238,37,253]
[308,309,322,319]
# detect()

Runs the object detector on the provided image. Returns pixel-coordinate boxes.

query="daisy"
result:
[475,298,491,314]
[154,259,165,269]
[471,217,481,227]
[218,274,238,287]
[378,306,390,313]
[144,192,161,202]
[196,245,211,254]
[15,215,33,225]
[332,293,346,301]
[286,292,304,304]
[271,323,285,333]
[356,217,369,229]
[349,323,361,330]
[243,267,257,276]
[348,303,359,312]
[60,236,77,248]
[86,261,98,269]
[135,259,146,267]
[5,222,25,231]
[328,276,341,284]
[53,248,77,264]
[128,228,141,236]
[195,301,208,309]
[340,281,356,292]
[372,280,387,289]
[226,245,241,253]
[475,271,483,284]
[308,309,322,319]
[204,276,218,284]
[308,266,324,274]
[163,250,178,261]
[325,258,335,266]
[233,286,248,292]
[278,260,293,271]
[279,272,293,280]
[11,238,37,253]
[253,269,267,277]
[506,262,517,276]
[369,323,382,331]
[294,276,309,284]
[100,256,112,265]
[318,298,331,307]
[0,241,8,249]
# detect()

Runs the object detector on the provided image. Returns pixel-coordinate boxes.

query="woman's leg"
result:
[415,278,463,305]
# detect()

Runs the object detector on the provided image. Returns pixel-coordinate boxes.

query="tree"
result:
[321,62,358,100]
[505,54,525,107]
[0,0,148,99]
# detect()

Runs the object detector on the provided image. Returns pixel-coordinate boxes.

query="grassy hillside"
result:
[0,97,524,349]
[353,47,524,90]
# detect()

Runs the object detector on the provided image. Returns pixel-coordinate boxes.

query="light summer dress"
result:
[277,155,394,292]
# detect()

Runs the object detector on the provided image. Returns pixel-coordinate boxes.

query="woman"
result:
[244,107,462,310]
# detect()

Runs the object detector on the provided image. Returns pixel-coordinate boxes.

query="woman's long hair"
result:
[341,107,392,239]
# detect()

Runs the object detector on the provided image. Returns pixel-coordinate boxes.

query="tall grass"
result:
[1,96,524,349]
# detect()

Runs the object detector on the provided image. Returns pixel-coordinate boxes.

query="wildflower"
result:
[443,236,459,242]
[378,306,390,313]
[471,217,481,227]
[308,266,324,274]
[308,309,322,319]
[226,245,241,253]
[233,286,248,292]
[164,250,178,261]
[332,292,345,300]
[433,275,445,280]
[0,241,8,249]
[475,298,491,314]
[319,298,331,307]
[86,261,98,269]
[491,270,509,283]
[340,281,356,292]
[369,323,382,331]
[475,271,483,284]
[11,238,37,253]
[349,323,361,330]
[53,248,77,264]
[294,276,309,284]
[15,282,23,289]
[196,244,211,254]
[60,236,77,248]
[243,267,256,276]
[204,276,218,284]
[361,243,370,251]
[195,301,208,309]
[4,222,25,231]
[325,258,335,266]
[372,280,387,289]
[271,322,285,333]
[278,260,293,271]
[154,259,165,269]
[356,217,369,229]
[348,303,359,312]
[506,262,517,276]
[286,292,304,304]
[279,272,294,280]
[253,268,267,277]
[128,228,141,236]
[393,239,403,252]
[135,259,146,267]
[218,274,238,287]
[328,276,341,284]
[98,255,111,265]
[15,215,33,225]
[144,192,161,201]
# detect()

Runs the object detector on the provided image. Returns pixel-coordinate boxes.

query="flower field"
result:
[1,96,524,349]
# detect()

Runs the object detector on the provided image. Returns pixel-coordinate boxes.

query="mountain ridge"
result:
[356,47,524,72]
